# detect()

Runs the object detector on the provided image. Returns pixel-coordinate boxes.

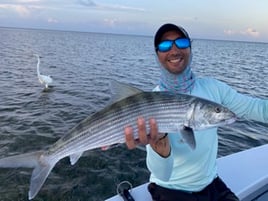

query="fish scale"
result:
[0,83,236,200]
[47,92,230,161]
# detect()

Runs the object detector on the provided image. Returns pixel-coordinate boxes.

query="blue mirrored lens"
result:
[157,38,190,52]
[158,41,173,52]
[175,38,190,49]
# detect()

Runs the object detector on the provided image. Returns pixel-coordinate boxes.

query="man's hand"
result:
[124,117,170,157]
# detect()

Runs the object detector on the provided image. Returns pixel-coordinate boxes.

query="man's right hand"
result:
[124,117,171,158]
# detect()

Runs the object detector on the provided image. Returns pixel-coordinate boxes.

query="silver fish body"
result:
[51,91,235,154]
[0,82,236,199]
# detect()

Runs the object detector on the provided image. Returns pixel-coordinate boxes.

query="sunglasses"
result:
[156,38,191,52]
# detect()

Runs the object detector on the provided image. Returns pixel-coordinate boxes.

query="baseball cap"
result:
[154,23,190,49]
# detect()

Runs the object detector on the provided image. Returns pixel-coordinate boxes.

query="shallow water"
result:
[0,27,267,200]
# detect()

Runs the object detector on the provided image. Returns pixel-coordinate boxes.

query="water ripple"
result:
[0,28,267,200]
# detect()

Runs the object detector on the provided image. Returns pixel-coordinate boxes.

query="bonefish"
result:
[0,81,236,199]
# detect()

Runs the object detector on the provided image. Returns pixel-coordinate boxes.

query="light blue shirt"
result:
[147,77,268,192]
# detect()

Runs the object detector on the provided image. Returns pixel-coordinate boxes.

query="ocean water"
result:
[0,27,267,201]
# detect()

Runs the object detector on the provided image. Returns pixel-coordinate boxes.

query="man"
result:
[124,23,268,201]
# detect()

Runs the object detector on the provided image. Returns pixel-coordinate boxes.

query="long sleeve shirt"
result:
[146,77,268,192]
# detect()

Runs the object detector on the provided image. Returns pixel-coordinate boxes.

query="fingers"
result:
[124,117,159,149]
[124,117,170,157]
[149,118,158,142]
[124,117,149,149]
[138,117,149,144]
[124,126,136,149]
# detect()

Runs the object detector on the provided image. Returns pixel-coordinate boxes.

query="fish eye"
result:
[215,107,221,113]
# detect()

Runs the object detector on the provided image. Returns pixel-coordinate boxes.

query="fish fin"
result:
[29,159,55,200]
[109,80,143,103]
[69,152,83,165]
[180,126,196,150]
[0,151,57,200]
[0,151,43,168]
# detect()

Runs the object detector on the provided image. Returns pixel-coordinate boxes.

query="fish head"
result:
[187,99,236,130]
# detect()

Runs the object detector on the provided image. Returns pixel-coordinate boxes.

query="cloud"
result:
[0,4,31,17]
[103,18,118,27]
[77,0,97,7]
[15,5,30,16]
[241,27,260,37]
[77,0,145,12]
[224,29,236,35]
[224,27,260,38]
[47,17,58,23]
[0,0,41,4]
[107,4,145,12]
[16,0,41,3]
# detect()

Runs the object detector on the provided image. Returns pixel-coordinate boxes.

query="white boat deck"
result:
[217,144,268,201]
[106,144,268,201]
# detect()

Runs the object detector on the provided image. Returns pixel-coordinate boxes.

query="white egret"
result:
[33,54,53,89]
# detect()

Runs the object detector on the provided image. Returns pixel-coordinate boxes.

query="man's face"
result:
[156,30,191,74]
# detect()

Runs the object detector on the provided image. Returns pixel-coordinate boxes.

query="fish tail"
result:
[0,151,57,200]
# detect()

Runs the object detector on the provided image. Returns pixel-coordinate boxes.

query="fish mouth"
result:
[225,117,236,124]
[209,117,236,128]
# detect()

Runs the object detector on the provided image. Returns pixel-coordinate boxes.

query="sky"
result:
[0,0,268,43]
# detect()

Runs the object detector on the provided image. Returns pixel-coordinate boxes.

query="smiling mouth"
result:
[168,57,183,63]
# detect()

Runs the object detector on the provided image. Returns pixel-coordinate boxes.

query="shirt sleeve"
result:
[146,143,174,181]
[215,79,268,122]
